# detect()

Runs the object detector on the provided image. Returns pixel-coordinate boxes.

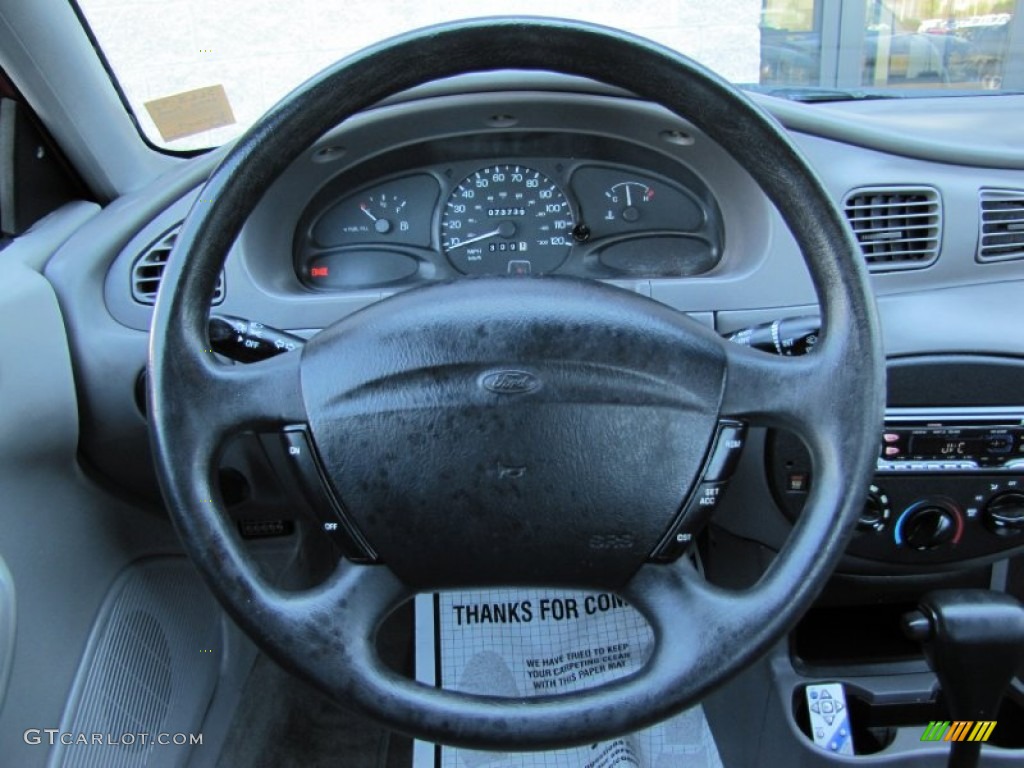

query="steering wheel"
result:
[148,18,884,749]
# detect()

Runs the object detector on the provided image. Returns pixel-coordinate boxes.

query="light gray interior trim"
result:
[715,281,1024,359]
[0,214,183,768]
[48,558,221,768]
[0,557,14,712]
[0,0,179,199]
[876,281,1024,357]
[7,201,100,271]
[757,93,1024,170]
[340,70,1024,172]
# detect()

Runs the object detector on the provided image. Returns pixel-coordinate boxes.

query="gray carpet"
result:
[215,606,414,767]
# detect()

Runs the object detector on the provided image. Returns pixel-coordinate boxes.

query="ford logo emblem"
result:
[481,370,540,395]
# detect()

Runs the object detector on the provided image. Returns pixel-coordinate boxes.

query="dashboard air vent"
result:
[130,225,224,305]
[843,187,941,271]
[978,189,1024,263]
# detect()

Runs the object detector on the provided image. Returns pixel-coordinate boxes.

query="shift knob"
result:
[903,589,1024,768]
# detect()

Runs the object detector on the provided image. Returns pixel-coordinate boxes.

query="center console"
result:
[704,354,1024,765]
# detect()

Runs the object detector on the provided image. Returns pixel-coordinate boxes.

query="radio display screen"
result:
[909,435,987,458]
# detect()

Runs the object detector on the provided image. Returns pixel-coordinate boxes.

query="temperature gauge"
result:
[570,166,704,239]
[604,181,655,223]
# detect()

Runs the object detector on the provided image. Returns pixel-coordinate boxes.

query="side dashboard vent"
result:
[843,186,941,271]
[978,188,1024,263]
[130,225,224,305]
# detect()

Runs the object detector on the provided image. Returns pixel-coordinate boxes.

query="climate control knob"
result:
[983,492,1024,538]
[858,484,891,532]
[896,500,963,551]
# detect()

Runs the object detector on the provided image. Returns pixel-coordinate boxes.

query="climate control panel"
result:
[768,429,1024,565]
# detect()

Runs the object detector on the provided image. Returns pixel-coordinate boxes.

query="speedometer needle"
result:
[445,227,502,250]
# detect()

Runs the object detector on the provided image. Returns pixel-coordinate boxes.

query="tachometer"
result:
[441,165,574,275]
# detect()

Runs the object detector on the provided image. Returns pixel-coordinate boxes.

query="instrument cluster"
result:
[295,150,723,290]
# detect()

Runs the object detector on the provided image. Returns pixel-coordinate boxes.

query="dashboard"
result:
[49,77,1024,579]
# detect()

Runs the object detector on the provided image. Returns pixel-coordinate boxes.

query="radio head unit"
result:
[878,408,1024,472]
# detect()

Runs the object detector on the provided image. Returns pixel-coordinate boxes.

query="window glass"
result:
[73,0,1024,151]
[865,2,1013,88]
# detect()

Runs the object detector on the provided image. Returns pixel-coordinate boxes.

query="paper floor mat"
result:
[413,588,723,768]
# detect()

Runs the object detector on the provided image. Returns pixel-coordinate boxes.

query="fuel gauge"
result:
[311,174,438,248]
[359,191,408,235]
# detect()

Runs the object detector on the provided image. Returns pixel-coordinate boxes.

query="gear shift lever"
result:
[902,590,1024,768]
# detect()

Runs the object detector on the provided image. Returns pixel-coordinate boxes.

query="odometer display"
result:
[441,165,574,275]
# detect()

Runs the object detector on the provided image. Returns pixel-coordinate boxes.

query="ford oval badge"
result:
[482,370,539,395]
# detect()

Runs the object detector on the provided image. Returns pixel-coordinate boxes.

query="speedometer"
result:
[441,165,574,275]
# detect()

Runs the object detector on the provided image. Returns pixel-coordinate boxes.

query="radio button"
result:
[987,436,1014,454]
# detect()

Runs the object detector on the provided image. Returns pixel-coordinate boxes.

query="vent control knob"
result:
[983,492,1024,538]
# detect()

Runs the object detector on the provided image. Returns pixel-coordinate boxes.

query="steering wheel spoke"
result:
[720,337,839,437]
[150,345,306,474]
[203,350,307,434]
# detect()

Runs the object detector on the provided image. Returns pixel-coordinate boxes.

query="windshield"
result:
[75,0,1024,151]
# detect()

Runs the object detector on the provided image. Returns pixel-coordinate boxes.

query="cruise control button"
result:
[702,421,747,482]
[692,482,725,510]
[651,481,726,561]
[280,426,376,562]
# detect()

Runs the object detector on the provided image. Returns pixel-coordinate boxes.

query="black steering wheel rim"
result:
[148,17,885,749]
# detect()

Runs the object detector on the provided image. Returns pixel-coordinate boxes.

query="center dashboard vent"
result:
[843,186,941,271]
[130,225,225,305]
[978,188,1024,262]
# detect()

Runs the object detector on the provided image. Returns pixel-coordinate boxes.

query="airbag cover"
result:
[300,277,726,588]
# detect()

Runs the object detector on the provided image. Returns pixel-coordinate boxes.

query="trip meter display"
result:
[441,165,574,275]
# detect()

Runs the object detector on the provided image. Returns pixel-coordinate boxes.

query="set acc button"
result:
[650,481,726,562]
